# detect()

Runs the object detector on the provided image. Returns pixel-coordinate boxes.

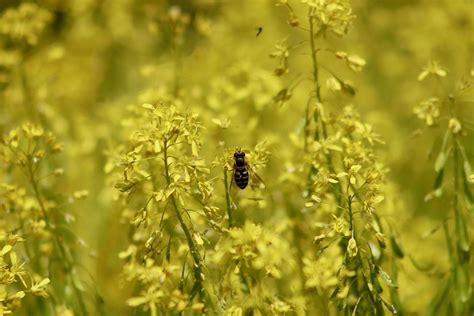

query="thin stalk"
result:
[172,39,182,98]
[348,196,354,232]
[163,139,204,297]
[451,136,469,313]
[223,168,233,227]
[347,196,377,310]
[443,220,456,271]
[306,8,343,205]
[292,222,306,293]
[390,256,403,315]
[285,203,307,295]
[442,220,456,313]
[304,95,313,153]
[308,8,321,101]
[453,137,460,223]
[26,155,88,315]
[19,64,37,119]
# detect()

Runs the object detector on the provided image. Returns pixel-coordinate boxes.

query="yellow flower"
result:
[418,61,447,81]
[448,118,462,134]
[414,98,440,126]
[0,3,52,46]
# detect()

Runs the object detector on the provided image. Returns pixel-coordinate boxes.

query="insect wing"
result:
[247,164,265,189]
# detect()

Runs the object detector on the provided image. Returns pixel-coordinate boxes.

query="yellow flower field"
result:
[0,1,472,315]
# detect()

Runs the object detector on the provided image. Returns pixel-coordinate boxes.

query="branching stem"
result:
[305,7,342,205]
[25,154,88,315]
[163,139,204,297]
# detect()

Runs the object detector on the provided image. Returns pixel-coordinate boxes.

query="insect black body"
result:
[233,150,249,190]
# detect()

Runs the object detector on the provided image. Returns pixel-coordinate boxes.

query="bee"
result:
[231,149,264,190]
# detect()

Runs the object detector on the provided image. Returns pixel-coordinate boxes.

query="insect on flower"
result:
[231,149,264,190]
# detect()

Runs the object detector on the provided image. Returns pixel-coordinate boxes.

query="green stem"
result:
[347,196,377,310]
[451,136,469,313]
[26,155,88,315]
[306,8,343,205]
[163,139,204,296]
[442,221,456,278]
[348,195,354,232]
[19,64,37,119]
[304,95,313,153]
[223,168,233,228]
[453,136,460,213]
[308,8,321,102]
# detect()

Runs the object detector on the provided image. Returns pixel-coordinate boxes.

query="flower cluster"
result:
[0,123,90,314]
[414,97,440,126]
[209,221,295,314]
[1,0,472,314]
[111,101,221,313]
[0,229,49,315]
[0,3,52,46]
[276,1,398,314]
[413,65,473,314]
[301,0,355,36]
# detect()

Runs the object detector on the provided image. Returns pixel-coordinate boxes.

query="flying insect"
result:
[231,150,264,190]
